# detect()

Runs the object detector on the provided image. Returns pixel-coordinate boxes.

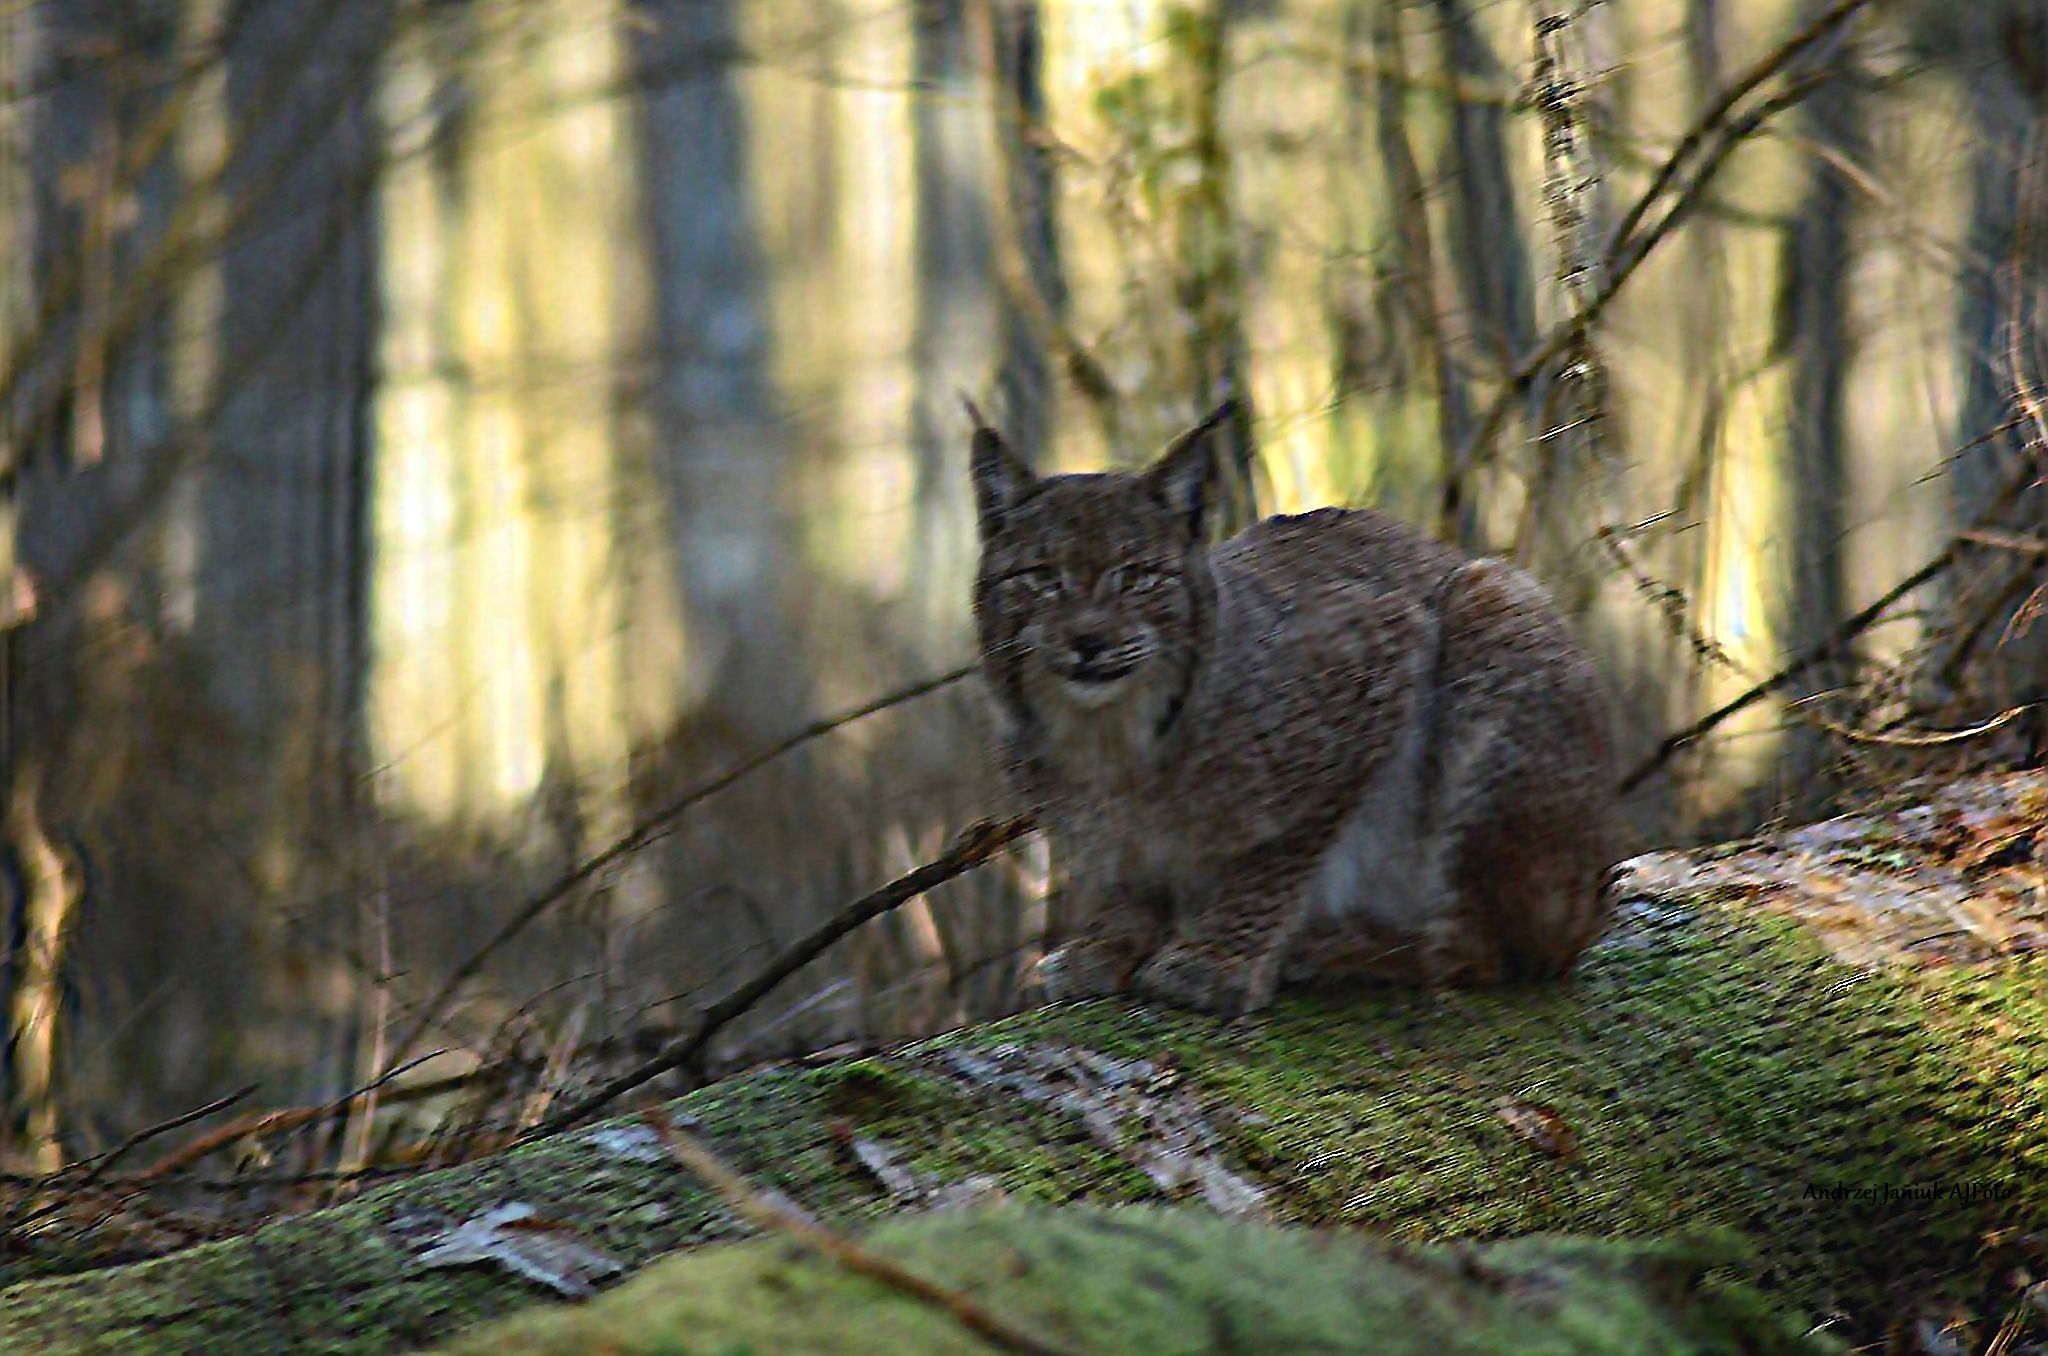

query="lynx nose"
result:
[1069,633,1111,662]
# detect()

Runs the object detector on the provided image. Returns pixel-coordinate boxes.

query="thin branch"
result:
[73,1085,255,1190]
[1601,0,1877,260]
[529,816,1036,1140]
[141,1051,444,1179]
[1937,538,2048,690]
[643,1110,1075,1356]
[1621,444,2044,791]
[1438,1,1867,533]
[1791,703,2030,749]
[1621,553,1951,792]
[0,1089,253,1245]
[1956,530,2048,556]
[386,664,979,1065]
[1457,73,1830,523]
[1604,75,1828,288]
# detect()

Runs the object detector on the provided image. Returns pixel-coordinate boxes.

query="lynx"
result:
[970,401,1616,1017]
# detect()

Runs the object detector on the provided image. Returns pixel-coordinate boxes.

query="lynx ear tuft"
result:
[1143,399,1237,542]
[967,398,1036,530]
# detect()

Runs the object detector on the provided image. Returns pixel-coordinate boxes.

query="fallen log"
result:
[0,773,2039,1354]
[437,1207,1826,1355]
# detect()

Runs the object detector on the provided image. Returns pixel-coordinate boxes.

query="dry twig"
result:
[388,665,977,1065]
[1621,443,2045,791]
[530,816,1035,1139]
[142,1051,444,1179]
[642,1109,1075,1356]
[1788,698,2031,748]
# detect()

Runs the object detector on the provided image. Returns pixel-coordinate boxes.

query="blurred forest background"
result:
[2,0,2044,1175]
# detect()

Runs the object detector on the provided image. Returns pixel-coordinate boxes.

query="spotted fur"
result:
[971,404,1618,1016]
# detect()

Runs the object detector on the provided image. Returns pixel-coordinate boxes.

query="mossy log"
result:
[0,773,2040,1354]
[434,1207,1826,1355]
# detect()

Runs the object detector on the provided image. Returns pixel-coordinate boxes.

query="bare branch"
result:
[386,665,980,1065]
[1601,0,1877,260]
[1621,443,2045,792]
[643,1109,1076,1356]
[140,1051,446,1180]
[72,1085,255,1191]
[530,816,1035,1139]
[1438,0,1874,534]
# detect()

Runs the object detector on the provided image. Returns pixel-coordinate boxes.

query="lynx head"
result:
[970,402,1232,727]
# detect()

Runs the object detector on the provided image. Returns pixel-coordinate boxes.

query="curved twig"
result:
[529,816,1035,1140]
[386,665,978,1065]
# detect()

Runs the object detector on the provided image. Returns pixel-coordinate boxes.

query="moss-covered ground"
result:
[0,845,2039,1351]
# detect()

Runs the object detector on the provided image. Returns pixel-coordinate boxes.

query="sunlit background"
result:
[3,0,2043,1166]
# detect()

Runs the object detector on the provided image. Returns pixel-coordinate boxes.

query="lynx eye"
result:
[1002,567,1061,598]
[1112,566,1172,595]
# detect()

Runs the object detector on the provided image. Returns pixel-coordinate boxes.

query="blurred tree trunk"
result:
[366,0,686,1046]
[212,0,389,1120]
[980,0,1062,464]
[3,0,198,1162]
[1773,20,1859,795]
[901,2,1018,1024]
[205,0,386,808]
[907,0,995,653]
[1219,2,1345,520]
[1511,5,1621,609]
[1365,0,1471,521]
[1646,0,1736,833]
[1432,0,1536,551]
[1432,0,1536,373]
[639,0,805,747]
[1163,2,1255,514]
[1037,0,1249,477]
[1943,12,2048,708]
[0,0,45,1166]
[0,3,34,622]
[0,0,64,1151]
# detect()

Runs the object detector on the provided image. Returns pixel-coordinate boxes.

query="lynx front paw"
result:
[1035,939,1144,1003]
[1134,943,1276,1017]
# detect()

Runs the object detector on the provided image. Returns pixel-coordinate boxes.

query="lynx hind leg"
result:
[1429,558,1616,983]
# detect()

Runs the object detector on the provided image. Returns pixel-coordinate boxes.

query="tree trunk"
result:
[1773,16,1859,801]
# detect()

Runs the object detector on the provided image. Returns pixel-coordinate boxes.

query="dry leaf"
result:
[1496,1098,1578,1162]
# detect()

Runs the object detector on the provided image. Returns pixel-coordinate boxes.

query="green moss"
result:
[854,901,2042,1333]
[434,1206,1835,1356]
[0,896,2037,1353]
